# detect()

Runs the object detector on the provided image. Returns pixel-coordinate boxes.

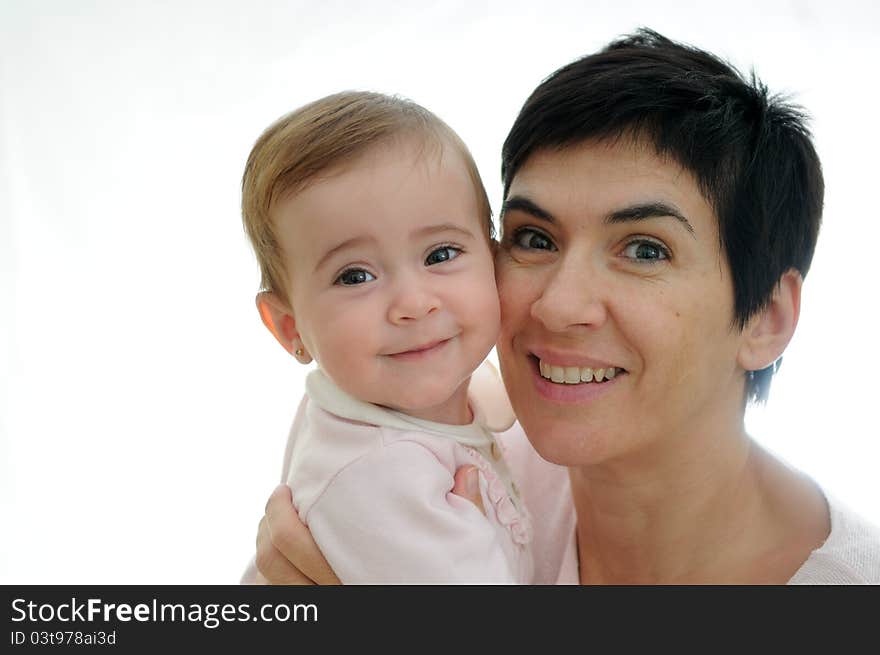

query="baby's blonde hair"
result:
[241,91,493,305]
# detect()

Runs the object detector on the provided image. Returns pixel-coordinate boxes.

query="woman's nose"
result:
[529,258,608,332]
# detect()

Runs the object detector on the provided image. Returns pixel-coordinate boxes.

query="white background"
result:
[2,0,878,583]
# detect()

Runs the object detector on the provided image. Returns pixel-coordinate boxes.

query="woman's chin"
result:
[522,419,616,468]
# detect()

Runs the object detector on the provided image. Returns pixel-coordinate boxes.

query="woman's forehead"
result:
[508,142,710,219]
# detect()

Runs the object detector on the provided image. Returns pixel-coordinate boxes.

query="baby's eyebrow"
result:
[412,222,477,239]
[314,235,375,273]
[313,223,476,273]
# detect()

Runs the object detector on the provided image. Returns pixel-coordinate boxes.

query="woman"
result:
[250,29,880,584]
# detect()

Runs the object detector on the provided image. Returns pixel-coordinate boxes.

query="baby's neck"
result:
[403,400,472,426]
[397,381,473,425]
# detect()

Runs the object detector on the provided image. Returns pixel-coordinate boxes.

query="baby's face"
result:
[273,137,499,423]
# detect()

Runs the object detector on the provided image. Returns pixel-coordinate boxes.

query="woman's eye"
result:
[512,228,556,251]
[425,246,462,266]
[622,239,670,262]
[335,268,376,286]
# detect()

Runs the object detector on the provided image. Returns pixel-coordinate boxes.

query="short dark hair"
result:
[501,28,824,402]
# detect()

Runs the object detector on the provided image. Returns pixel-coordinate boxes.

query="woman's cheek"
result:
[497,264,537,324]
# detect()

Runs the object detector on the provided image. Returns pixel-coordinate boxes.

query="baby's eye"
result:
[621,239,670,262]
[335,268,376,286]
[512,228,556,251]
[425,246,462,266]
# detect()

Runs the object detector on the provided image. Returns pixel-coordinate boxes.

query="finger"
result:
[265,482,292,513]
[265,484,341,585]
[255,513,315,585]
[452,465,486,516]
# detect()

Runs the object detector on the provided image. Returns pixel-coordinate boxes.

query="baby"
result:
[241,91,532,583]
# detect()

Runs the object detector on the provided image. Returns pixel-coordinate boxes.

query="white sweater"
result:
[499,423,880,584]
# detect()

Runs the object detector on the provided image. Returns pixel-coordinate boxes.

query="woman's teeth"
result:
[538,360,620,384]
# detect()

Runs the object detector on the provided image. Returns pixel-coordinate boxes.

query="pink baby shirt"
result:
[279,362,533,584]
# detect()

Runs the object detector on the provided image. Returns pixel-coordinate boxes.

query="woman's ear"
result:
[737,269,802,372]
[255,292,313,364]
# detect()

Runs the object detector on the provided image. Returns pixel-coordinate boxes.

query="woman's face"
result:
[495,139,750,467]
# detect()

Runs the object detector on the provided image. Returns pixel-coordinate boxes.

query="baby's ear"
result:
[255,292,312,363]
[737,269,802,372]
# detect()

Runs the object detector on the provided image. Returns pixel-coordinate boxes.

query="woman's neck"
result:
[568,422,828,584]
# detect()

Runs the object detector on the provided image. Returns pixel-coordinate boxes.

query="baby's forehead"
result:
[280,135,489,233]
[273,132,432,202]
[329,132,458,179]
[278,144,481,239]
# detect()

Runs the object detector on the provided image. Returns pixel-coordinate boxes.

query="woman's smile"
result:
[529,353,626,403]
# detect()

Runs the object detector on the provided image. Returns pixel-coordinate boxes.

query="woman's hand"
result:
[254,467,485,585]
[255,485,340,585]
[452,465,485,515]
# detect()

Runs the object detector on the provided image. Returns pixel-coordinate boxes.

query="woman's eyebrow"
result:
[605,202,695,236]
[500,196,556,223]
[501,196,695,238]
